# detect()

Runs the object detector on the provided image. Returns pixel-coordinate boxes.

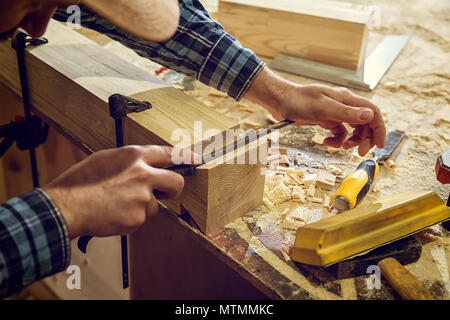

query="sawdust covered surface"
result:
[97,0,450,296]
[224,0,450,233]
[92,0,449,206]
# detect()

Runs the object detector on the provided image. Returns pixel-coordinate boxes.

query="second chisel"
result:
[331,129,405,211]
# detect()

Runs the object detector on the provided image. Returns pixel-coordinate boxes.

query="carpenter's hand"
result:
[244,67,386,156]
[44,145,191,239]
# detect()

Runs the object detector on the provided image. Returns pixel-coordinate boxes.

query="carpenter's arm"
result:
[53,1,385,154]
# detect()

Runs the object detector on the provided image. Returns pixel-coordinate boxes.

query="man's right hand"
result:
[44,145,189,240]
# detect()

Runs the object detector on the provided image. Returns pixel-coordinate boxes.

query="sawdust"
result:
[183,1,450,243]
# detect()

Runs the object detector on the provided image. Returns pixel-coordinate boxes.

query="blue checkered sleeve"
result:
[0,189,71,298]
[52,0,265,101]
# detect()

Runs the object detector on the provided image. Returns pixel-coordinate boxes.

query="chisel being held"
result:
[331,130,405,211]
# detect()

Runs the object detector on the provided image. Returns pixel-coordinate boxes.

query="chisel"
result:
[331,130,405,211]
[167,119,295,176]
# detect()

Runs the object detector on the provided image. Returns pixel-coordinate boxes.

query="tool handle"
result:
[331,159,379,211]
[378,257,435,300]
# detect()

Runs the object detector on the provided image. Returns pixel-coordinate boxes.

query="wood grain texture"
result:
[0,20,264,235]
[0,20,238,152]
[181,138,267,235]
[378,258,435,300]
[218,0,372,70]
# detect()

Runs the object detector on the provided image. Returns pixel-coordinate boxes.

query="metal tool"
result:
[77,94,151,290]
[10,30,49,188]
[331,129,405,211]
[166,119,295,176]
[270,30,415,91]
[292,190,450,299]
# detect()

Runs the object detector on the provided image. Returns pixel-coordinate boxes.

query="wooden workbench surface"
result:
[184,0,450,300]
[62,0,450,300]
[1,0,448,300]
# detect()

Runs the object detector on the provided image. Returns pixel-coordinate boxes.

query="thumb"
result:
[322,96,374,124]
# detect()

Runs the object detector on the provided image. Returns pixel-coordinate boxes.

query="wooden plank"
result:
[218,0,372,70]
[0,20,238,152]
[181,137,267,235]
[0,20,265,235]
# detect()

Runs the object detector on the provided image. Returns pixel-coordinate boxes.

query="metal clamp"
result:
[7,30,49,188]
[77,94,151,289]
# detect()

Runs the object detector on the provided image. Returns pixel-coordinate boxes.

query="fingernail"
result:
[358,109,373,121]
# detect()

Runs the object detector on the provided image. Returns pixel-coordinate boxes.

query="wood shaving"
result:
[323,195,331,210]
[327,165,344,176]
[306,184,316,198]
[309,197,323,204]
[202,99,218,108]
[282,217,305,230]
[312,132,326,145]
[237,103,255,113]
[316,170,336,190]
[382,159,397,170]
[271,147,288,155]
[287,206,310,222]
[287,172,303,185]
[302,174,317,187]
[242,120,261,130]
[327,146,340,154]
[208,91,228,98]
[262,197,273,207]
[266,114,279,124]
[291,186,306,203]
[264,175,292,205]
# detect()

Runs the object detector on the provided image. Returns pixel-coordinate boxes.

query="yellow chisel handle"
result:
[331,159,379,211]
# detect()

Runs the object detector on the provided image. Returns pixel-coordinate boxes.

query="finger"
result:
[141,145,200,167]
[357,126,373,156]
[343,126,364,149]
[337,91,386,149]
[146,196,159,216]
[319,95,375,125]
[320,122,348,148]
[149,167,185,199]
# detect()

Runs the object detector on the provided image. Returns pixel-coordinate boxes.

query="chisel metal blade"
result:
[373,129,405,162]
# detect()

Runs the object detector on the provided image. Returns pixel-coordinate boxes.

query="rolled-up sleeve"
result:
[0,189,71,298]
[53,0,265,101]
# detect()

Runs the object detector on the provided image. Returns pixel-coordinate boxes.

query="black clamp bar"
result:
[8,30,49,188]
[77,94,151,289]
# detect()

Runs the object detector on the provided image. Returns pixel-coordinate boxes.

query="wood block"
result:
[181,138,267,235]
[0,20,264,233]
[218,0,372,70]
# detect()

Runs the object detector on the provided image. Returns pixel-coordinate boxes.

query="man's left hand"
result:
[244,67,386,156]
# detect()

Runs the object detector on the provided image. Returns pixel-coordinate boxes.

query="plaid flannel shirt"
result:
[53,0,265,101]
[1,0,264,298]
[0,189,70,298]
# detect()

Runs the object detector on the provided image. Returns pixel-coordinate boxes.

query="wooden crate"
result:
[218,0,373,70]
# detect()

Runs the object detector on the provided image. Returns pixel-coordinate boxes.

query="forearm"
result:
[53,0,265,101]
[0,189,71,298]
[243,66,297,118]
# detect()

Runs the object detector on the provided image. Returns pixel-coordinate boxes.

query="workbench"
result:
[1,0,449,300]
